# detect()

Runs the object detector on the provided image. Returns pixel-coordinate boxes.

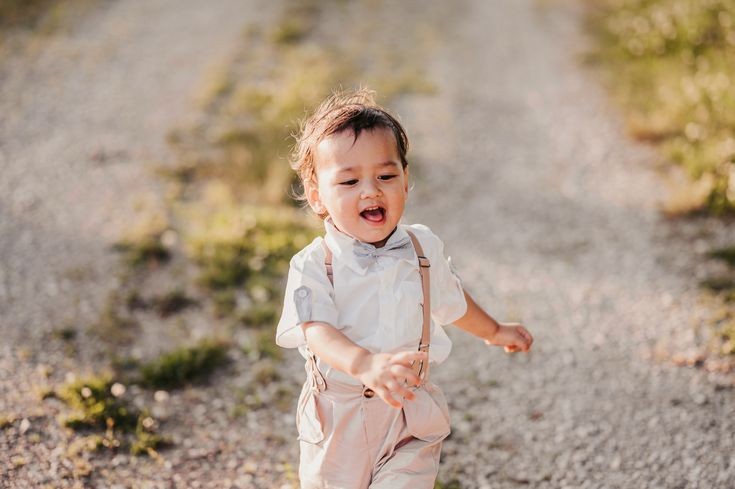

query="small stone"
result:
[154,390,169,402]
[692,393,708,406]
[111,383,126,397]
[19,418,31,434]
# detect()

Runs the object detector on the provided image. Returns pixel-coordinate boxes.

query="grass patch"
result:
[139,338,230,389]
[244,329,282,361]
[252,360,281,385]
[57,374,171,456]
[149,288,197,318]
[90,292,139,345]
[0,413,16,429]
[435,478,463,489]
[181,201,317,301]
[585,0,735,215]
[708,245,735,268]
[112,235,171,268]
[240,303,279,328]
[58,375,138,431]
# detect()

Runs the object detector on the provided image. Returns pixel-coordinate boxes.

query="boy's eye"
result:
[378,174,398,181]
[339,179,358,186]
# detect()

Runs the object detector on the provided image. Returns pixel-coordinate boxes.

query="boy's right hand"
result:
[354,351,427,409]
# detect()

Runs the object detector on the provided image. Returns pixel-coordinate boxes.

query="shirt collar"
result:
[323,218,413,275]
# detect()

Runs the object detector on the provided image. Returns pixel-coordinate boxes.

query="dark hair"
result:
[290,87,409,218]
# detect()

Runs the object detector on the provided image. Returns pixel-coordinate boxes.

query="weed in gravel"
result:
[213,289,237,318]
[124,290,147,311]
[0,413,16,429]
[112,235,171,268]
[139,339,230,389]
[244,329,282,361]
[240,303,279,329]
[52,326,77,341]
[129,414,171,456]
[252,360,281,386]
[270,17,310,45]
[434,478,463,489]
[90,292,139,345]
[700,276,735,292]
[708,245,735,268]
[57,375,138,432]
[148,288,197,318]
[57,376,171,456]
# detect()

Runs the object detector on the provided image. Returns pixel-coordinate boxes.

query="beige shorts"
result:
[295,361,451,489]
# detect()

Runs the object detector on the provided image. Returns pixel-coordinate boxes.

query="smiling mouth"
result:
[360,206,386,223]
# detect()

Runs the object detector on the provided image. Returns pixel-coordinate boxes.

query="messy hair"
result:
[290,87,409,218]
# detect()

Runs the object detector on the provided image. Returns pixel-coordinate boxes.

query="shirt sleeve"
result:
[410,224,468,325]
[275,240,340,349]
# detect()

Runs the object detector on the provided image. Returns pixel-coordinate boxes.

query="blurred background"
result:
[1,0,734,487]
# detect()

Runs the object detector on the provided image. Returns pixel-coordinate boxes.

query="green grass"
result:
[57,374,171,456]
[139,339,230,389]
[708,246,735,267]
[244,329,282,361]
[90,292,139,345]
[57,375,138,432]
[434,478,463,489]
[585,0,735,215]
[112,235,171,268]
[149,288,197,318]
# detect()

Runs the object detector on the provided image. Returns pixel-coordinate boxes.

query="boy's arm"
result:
[301,321,373,378]
[453,290,533,352]
[301,321,427,408]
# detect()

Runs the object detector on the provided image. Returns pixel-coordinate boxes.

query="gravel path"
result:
[2,0,734,488]
[0,1,280,486]
[400,1,735,488]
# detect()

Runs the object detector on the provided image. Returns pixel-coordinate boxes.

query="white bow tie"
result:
[352,235,414,269]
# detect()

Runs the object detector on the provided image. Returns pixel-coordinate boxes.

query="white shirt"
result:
[276,219,467,384]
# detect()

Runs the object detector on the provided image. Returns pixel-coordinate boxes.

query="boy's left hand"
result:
[484,322,533,353]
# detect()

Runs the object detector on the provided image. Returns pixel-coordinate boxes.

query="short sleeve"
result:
[275,240,340,349]
[409,224,468,325]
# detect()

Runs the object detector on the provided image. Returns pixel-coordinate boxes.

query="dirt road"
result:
[1,0,733,487]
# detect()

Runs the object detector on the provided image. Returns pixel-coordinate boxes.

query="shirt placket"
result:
[376,257,397,351]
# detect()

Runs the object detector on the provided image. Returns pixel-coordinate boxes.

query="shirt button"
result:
[362,387,375,398]
[297,288,308,298]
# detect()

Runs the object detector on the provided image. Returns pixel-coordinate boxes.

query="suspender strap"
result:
[405,230,431,384]
[320,232,432,386]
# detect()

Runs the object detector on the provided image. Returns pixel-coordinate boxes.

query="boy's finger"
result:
[376,387,402,409]
[391,350,428,366]
[386,379,415,401]
[390,365,422,386]
[519,327,533,345]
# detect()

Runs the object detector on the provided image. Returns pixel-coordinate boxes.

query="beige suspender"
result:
[320,230,431,386]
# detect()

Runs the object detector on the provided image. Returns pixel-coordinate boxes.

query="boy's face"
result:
[307,127,409,248]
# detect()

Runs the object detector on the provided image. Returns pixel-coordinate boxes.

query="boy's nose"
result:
[360,182,381,198]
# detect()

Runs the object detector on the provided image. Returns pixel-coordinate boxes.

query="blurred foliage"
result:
[139,338,230,389]
[708,245,735,267]
[58,375,138,431]
[0,0,103,47]
[0,0,56,29]
[112,236,171,268]
[57,374,170,455]
[587,0,735,214]
[434,478,463,489]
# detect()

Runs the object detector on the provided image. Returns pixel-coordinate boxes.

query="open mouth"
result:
[360,206,386,224]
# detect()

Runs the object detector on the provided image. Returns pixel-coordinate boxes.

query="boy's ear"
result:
[305,181,326,215]
[403,165,410,194]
